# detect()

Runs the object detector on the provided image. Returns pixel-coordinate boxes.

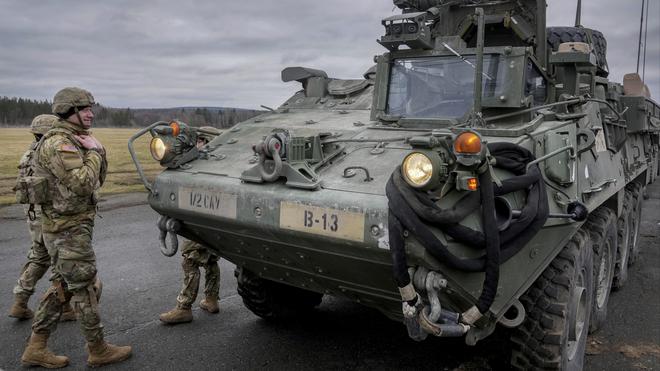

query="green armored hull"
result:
[132,0,659,369]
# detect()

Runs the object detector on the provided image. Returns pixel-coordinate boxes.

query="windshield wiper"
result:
[441,42,494,81]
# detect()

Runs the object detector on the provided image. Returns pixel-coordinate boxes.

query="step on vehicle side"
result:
[130,0,659,369]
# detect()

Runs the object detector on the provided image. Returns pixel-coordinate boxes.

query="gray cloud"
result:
[0,0,657,109]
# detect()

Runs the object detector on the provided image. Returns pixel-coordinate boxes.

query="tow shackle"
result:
[255,136,284,182]
[157,215,181,257]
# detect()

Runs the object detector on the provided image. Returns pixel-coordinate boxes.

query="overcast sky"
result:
[0,0,657,109]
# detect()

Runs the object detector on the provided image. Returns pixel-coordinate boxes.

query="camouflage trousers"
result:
[13,213,50,298]
[32,222,104,343]
[176,240,220,309]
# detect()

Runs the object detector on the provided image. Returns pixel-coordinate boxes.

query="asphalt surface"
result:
[0,186,658,371]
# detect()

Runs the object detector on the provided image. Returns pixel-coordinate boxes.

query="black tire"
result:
[584,207,617,333]
[235,267,323,320]
[510,229,593,370]
[626,182,644,266]
[547,27,609,77]
[612,190,633,290]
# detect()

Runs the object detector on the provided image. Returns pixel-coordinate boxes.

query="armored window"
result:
[386,55,508,119]
[525,61,547,106]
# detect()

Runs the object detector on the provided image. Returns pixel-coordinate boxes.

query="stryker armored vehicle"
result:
[130,0,659,369]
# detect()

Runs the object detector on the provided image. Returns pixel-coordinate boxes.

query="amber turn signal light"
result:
[467,177,478,191]
[169,121,181,137]
[454,132,482,154]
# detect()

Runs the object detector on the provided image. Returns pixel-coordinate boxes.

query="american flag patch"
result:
[59,144,79,153]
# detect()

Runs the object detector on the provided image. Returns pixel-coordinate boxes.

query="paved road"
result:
[0,186,658,370]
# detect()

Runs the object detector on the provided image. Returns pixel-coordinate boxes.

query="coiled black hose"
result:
[386,142,549,314]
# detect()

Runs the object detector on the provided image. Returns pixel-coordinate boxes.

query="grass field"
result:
[0,128,163,206]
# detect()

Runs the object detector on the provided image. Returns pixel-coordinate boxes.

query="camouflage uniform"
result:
[30,118,107,343]
[9,114,79,321]
[13,172,50,298]
[21,87,130,369]
[176,239,220,309]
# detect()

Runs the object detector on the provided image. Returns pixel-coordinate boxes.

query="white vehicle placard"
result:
[279,202,365,242]
[178,187,237,219]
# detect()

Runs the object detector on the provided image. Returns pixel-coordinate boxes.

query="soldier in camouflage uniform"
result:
[9,114,76,322]
[160,128,222,324]
[21,87,132,369]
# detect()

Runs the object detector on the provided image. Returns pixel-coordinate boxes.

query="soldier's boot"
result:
[8,293,33,320]
[159,307,193,324]
[200,296,219,313]
[21,332,69,369]
[59,302,76,322]
[86,340,132,367]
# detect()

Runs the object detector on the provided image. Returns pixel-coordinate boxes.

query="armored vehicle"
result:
[130,0,659,369]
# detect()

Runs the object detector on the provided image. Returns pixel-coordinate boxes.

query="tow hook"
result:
[402,268,470,340]
[157,215,181,257]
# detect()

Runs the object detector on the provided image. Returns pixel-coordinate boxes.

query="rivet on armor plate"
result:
[169,193,176,201]
[254,207,262,217]
[370,225,380,236]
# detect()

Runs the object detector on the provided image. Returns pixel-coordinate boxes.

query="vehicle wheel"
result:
[510,229,593,371]
[612,190,633,289]
[626,182,644,266]
[547,27,609,77]
[235,266,323,320]
[584,207,617,333]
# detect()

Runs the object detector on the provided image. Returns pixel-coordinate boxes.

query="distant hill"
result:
[0,96,265,128]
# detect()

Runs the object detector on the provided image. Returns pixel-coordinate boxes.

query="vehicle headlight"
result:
[402,152,434,188]
[150,137,167,161]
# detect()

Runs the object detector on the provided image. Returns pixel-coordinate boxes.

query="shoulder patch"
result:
[59,144,79,153]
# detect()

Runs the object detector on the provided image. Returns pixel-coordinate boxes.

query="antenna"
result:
[642,0,649,81]
[636,0,645,74]
[575,0,582,27]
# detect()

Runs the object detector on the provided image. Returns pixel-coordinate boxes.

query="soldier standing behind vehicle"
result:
[9,114,76,322]
[160,127,222,324]
[20,87,132,369]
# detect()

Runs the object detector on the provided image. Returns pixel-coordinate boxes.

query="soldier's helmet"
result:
[30,114,59,136]
[52,87,95,117]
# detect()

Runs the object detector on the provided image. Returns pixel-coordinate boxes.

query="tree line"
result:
[0,96,264,129]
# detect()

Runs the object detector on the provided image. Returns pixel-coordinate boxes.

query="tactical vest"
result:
[26,128,103,216]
